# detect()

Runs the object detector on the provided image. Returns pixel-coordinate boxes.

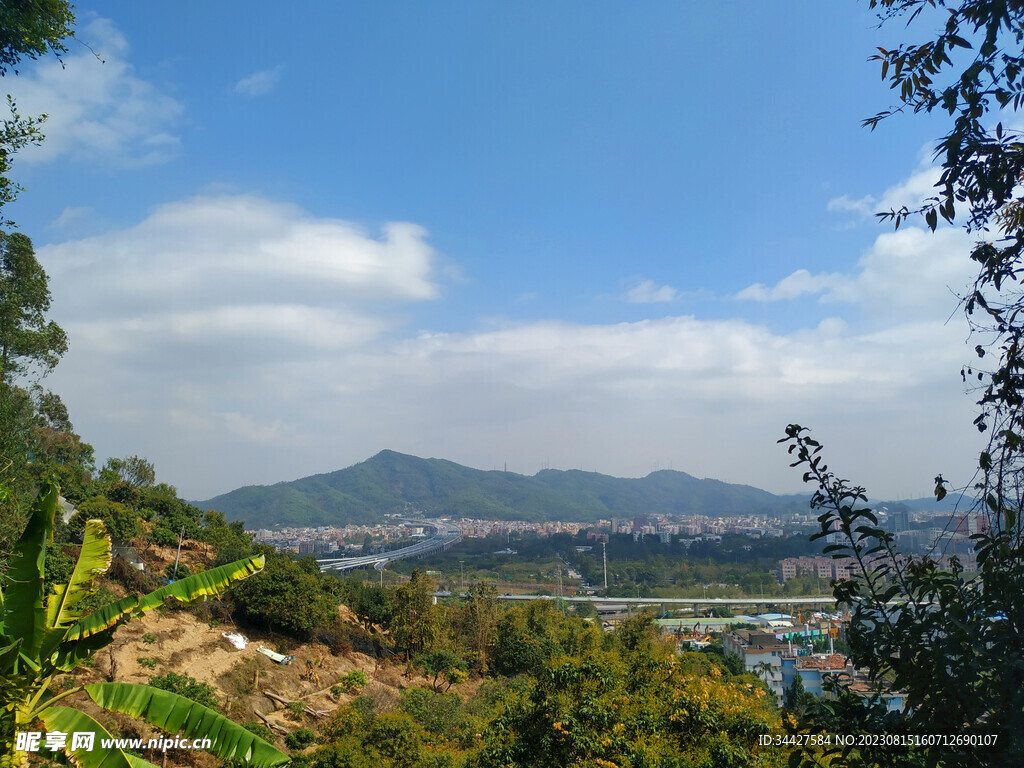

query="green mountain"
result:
[198,450,808,529]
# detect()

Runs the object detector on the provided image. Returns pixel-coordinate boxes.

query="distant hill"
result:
[197,450,810,528]
[874,494,973,514]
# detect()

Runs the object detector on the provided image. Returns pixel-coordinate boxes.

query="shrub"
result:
[164,561,191,580]
[284,728,316,751]
[136,657,158,669]
[351,695,376,722]
[150,525,177,547]
[337,670,366,694]
[141,633,156,644]
[148,672,220,710]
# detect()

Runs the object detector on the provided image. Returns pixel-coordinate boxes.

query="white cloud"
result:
[39,194,440,390]
[735,269,846,302]
[827,164,944,222]
[49,206,92,230]
[44,194,439,307]
[827,194,875,217]
[36,188,982,503]
[737,226,974,320]
[234,66,283,97]
[877,165,944,215]
[4,19,182,165]
[625,278,679,303]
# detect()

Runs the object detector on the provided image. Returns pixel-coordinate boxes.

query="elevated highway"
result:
[316,520,462,572]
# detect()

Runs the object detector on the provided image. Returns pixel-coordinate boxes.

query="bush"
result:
[136,657,158,669]
[164,561,191,580]
[337,670,366,694]
[400,687,466,736]
[313,617,354,655]
[350,695,376,722]
[148,672,220,710]
[284,728,316,751]
[150,525,177,547]
[231,554,337,639]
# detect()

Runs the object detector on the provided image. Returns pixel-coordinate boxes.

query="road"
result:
[315,520,463,572]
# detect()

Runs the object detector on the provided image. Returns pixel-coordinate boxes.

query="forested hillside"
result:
[199,449,809,528]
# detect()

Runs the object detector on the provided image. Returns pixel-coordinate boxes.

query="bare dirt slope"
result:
[92,608,410,735]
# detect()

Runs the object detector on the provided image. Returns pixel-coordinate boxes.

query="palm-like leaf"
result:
[135,554,266,611]
[38,705,157,768]
[61,554,266,645]
[2,484,58,657]
[46,518,111,630]
[83,682,289,766]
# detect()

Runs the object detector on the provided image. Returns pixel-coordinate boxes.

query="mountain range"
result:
[197,450,816,529]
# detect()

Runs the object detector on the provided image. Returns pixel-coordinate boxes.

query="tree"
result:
[782,428,1024,767]
[392,569,443,658]
[29,389,95,503]
[0,3,75,545]
[777,4,1024,765]
[1,483,288,767]
[0,232,67,386]
[476,650,782,768]
[0,1,74,218]
[232,553,336,638]
[69,496,139,543]
[0,1,74,76]
[863,0,1024,531]
[348,580,395,631]
[417,649,467,692]
[784,671,811,715]
[101,454,156,490]
[453,581,499,671]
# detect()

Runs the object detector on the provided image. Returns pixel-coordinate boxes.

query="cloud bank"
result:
[37,193,982,502]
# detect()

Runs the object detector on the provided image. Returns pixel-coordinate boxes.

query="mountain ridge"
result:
[197,449,813,528]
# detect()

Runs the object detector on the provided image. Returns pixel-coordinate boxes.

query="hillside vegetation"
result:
[199,450,809,528]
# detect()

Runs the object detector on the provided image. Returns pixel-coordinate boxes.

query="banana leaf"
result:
[126,755,161,768]
[51,624,118,672]
[2,484,59,658]
[38,705,155,768]
[0,637,22,674]
[83,682,290,766]
[62,554,265,644]
[135,554,266,612]
[46,518,112,630]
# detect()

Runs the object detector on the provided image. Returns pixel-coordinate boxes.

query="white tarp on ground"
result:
[221,632,248,650]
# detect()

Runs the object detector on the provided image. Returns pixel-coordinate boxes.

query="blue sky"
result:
[3,3,988,501]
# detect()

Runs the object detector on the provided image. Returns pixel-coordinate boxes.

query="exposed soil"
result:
[72,603,457,758]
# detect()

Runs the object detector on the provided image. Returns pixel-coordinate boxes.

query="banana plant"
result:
[0,483,290,767]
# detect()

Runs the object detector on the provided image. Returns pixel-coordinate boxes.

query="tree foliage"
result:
[0,232,66,386]
[773,2,1024,765]
[232,552,337,638]
[0,0,74,218]
[475,650,782,768]
[0,0,74,76]
[391,569,443,658]
[782,427,1024,767]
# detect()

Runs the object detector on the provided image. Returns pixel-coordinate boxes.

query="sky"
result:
[1,2,994,502]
